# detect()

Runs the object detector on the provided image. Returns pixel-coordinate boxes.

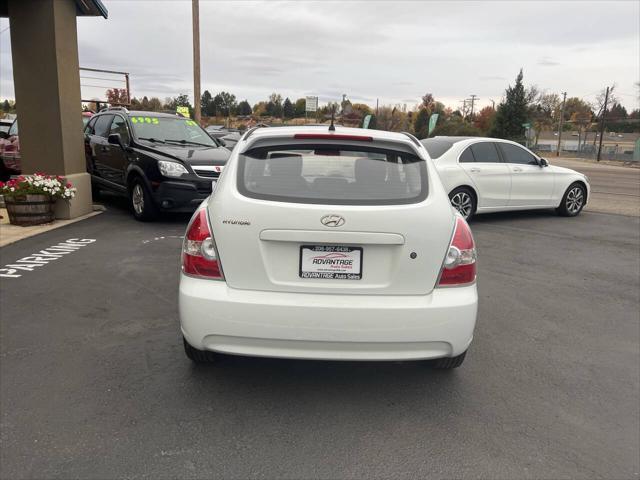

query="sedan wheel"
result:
[556,183,586,217]
[449,188,476,220]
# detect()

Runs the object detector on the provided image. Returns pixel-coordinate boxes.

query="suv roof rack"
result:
[242,123,269,141]
[100,106,130,114]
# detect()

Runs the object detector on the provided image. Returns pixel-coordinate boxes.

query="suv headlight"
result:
[158,160,188,178]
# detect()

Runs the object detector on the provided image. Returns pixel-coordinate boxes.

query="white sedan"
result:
[179,127,477,368]
[421,137,590,220]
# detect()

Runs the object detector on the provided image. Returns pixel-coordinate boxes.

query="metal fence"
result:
[533,142,638,162]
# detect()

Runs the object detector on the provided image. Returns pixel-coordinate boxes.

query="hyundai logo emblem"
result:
[320,214,345,227]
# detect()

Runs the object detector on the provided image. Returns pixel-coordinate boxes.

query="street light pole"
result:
[192,0,201,124]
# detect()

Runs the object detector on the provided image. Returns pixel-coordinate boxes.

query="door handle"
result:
[469,168,481,173]
[513,167,523,172]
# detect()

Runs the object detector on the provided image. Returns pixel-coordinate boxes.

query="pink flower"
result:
[66,182,73,188]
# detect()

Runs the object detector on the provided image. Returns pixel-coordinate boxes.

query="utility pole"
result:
[555,91,567,157]
[597,86,610,162]
[490,99,495,110]
[460,99,467,118]
[376,98,379,115]
[192,0,201,124]
[469,94,478,119]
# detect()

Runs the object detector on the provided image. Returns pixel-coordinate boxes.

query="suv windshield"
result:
[130,115,215,147]
[238,144,428,205]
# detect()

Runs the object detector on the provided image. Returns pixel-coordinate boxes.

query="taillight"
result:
[293,133,373,141]
[182,208,224,280]
[437,216,477,286]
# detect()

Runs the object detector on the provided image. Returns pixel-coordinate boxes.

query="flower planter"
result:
[4,194,56,226]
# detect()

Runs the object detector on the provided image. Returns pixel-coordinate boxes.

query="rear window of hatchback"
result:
[238,144,428,205]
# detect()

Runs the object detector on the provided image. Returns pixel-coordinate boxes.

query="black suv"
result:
[84,108,231,220]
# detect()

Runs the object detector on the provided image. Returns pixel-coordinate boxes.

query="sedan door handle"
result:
[469,168,481,173]
[512,167,523,172]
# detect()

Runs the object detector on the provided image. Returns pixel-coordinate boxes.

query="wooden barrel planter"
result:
[4,194,56,226]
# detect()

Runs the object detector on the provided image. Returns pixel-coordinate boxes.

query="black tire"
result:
[449,187,477,221]
[183,337,217,363]
[91,182,101,201]
[556,182,586,217]
[128,176,158,221]
[432,350,467,369]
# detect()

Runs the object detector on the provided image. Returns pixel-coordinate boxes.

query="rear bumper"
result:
[179,274,478,361]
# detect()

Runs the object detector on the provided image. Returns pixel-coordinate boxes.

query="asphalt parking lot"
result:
[1,199,639,479]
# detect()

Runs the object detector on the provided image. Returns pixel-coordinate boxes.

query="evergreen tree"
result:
[201,90,214,116]
[1,99,10,112]
[283,97,294,119]
[237,100,252,116]
[489,69,528,142]
[294,98,306,117]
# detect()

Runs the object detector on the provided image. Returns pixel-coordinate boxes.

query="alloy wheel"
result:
[451,192,473,219]
[132,183,145,215]
[566,187,584,214]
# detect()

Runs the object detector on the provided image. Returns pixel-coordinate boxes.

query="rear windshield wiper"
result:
[164,139,213,147]
[138,137,167,144]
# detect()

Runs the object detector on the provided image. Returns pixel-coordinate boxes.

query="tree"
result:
[1,99,10,112]
[148,97,162,111]
[413,108,430,138]
[489,69,529,142]
[253,101,268,116]
[474,106,496,134]
[294,98,306,117]
[212,91,237,117]
[175,94,191,107]
[200,90,214,116]
[237,100,252,116]
[608,102,628,119]
[141,96,150,111]
[266,93,283,118]
[283,98,294,119]
[433,115,482,136]
[105,88,129,105]
[351,103,372,117]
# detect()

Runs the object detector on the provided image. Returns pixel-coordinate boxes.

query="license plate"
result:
[299,245,362,280]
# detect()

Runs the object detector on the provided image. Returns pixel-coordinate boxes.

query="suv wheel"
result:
[129,177,158,221]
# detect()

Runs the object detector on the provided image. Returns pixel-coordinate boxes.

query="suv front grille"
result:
[194,169,220,179]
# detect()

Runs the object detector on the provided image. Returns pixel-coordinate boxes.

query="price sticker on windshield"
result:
[131,117,159,125]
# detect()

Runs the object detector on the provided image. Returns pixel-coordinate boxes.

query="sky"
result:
[0,0,639,112]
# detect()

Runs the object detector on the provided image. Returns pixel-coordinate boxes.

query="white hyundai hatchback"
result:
[421,136,590,220]
[179,126,478,368]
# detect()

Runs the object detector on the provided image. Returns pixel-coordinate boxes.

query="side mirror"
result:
[108,133,123,147]
[0,131,8,140]
[539,158,549,167]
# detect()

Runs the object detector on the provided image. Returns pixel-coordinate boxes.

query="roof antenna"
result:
[329,104,336,131]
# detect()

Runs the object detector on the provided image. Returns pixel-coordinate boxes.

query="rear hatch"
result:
[209,135,454,295]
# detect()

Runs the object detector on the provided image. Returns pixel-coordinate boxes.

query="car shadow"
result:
[94,190,193,224]
[469,209,558,224]
[184,354,467,402]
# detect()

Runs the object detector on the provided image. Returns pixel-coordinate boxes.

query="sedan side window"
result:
[470,142,501,163]
[499,143,538,165]
[459,147,475,163]
[93,114,114,138]
[109,115,130,145]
